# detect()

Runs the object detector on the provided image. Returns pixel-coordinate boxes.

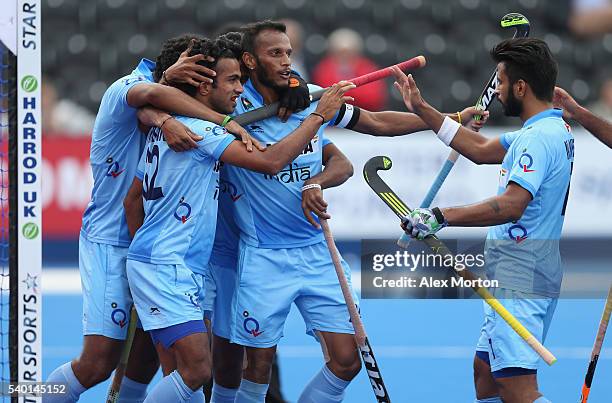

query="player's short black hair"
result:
[240,20,286,55]
[490,38,558,102]
[153,33,205,83]
[187,37,242,96]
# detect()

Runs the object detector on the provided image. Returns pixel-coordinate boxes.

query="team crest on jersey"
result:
[173,197,192,223]
[105,157,125,178]
[508,224,528,243]
[242,311,264,337]
[241,97,255,110]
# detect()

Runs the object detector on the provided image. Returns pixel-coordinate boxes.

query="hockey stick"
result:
[397,12,530,248]
[106,306,139,403]
[321,219,391,402]
[579,284,612,402]
[233,56,426,126]
[364,156,556,365]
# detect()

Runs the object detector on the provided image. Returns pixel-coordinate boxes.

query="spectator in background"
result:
[569,0,612,37]
[588,78,612,121]
[280,18,308,80]
[42,78,96,136]
[312,28,388,111]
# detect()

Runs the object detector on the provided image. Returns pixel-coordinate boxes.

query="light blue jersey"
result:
[224,81,356,248]
[485,109,574,297]
[210,164,242,269]
[210,136,334,266]
[127,117,235,274]
[81,59,155,247]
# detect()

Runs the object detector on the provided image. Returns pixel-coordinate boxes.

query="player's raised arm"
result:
[554,86,612,149]
[392,67,506,164]
[220,81,355,174]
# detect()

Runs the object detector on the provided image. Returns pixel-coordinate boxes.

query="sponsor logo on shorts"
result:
[111,302,127,328]
[243,311,264,337]
[518,151,535,173]
[508,224,528,243]
[173,197,192,223]
[105,157,125,178]
[150,307,161,315]
[185,291,201,309]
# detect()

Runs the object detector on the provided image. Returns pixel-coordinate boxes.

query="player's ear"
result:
[242,52,256,71]
[515,79,527,98]
[198,81,211,96]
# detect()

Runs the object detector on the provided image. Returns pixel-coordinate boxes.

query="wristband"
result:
[301,183,322,192]
[221,115,233,127]
[436,116,461,146]
[309,112,325,124]
[159,115,174,129]
[431,207,448,226]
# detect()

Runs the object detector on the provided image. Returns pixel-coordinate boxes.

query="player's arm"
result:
[137,106,207,151]
[392,67,505,164]
[554,87,612,149]
[124,177,144,238]
[126,83,261,151]
[301,143,354,228]
[350,103,485,138]
[220,82,355,174]
[401,183,532,240]
[441,182,532,226]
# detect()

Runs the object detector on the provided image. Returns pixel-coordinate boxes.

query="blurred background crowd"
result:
[42,0,612,137]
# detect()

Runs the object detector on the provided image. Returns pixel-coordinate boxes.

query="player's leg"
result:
[474,313,501,402]
[127,260,210,402]
[212,335,244,401]
[473,351,501,402]
[206,262,245,402]
[116,328,160,403]
[237,346,277,402]
[481,289,557,403]
[230,244,297,402]
[45,236,133,402]
[296,242,361,403]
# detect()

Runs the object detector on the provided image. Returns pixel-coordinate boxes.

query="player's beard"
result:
[254,57,288,92]
[500,86,523,117]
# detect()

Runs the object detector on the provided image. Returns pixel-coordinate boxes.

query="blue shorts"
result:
[79,234,132,339]
[206,262,237,340]
[229,240,357,348]
[476,287,558,372]
[126,259,205,332]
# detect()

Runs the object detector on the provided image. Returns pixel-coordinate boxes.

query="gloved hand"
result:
[278,73,311,122]
[401,207,448,240]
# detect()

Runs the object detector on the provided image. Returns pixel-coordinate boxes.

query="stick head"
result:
[363,156,411,219]
[501,13,530,38]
